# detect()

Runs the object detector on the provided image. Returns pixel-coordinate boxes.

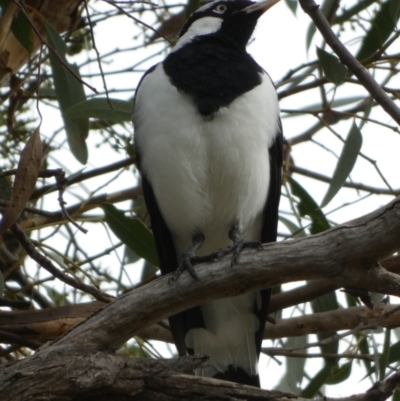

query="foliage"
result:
[0,0,399,398]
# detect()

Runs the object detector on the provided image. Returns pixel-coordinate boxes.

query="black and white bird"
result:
[133,0,283,387]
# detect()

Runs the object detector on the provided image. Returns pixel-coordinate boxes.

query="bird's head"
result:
[175,0,280,50]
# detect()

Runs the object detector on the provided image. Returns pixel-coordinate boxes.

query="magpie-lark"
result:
[133,0,283,387]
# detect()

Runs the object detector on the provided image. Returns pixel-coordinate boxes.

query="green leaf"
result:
[393,388,400,401]
[11,9,33,53]
[365,339,400,380]
[334,0,377,25]
[379,328,391,380]
[284,0,297,15]
[279,216,306,238]
[0,0,9,13]
[311,289,339,357]
[185,0,200,18]
[0,270,4,297]
[288,177,330,234]
[325,362,352,385]
[64,98,132,122]
[45,22,89,164]
[317,47,347,85]
[391,0,400,22]
[285,336,307,391]
[357,0,400,60]
[357,334,371,372]
[321,123,362,208]
[301,364,332,397]
[102,203,159,267]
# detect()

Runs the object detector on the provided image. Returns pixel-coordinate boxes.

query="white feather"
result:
[134,63,279,377]
[172,17,223,51]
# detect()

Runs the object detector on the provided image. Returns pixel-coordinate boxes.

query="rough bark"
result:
[1,196,400,400]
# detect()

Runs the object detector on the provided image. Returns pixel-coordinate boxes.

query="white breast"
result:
[134,63,279,256]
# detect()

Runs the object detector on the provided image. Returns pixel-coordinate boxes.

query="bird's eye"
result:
[214,4,227,13]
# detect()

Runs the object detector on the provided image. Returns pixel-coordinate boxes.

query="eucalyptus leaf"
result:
[390,0,400,22]
[64,98,132,122]
[317,47,347,86]
[0,270,4,297]
[279,215,306,238]
[288,177,330,234]
[301,364,332,397]
[284,0,297,15]
[45,21,89,164]
[379,328,391,380]
[11,9,33,53]
[321,123,362,208]
[324,362,352,385]
[102,203,159,267]
[357,0,400,60]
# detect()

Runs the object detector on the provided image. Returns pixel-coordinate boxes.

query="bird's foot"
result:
[170,233,222,283]
[217,224,263,267]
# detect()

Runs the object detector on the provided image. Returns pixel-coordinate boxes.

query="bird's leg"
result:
[170,233,205,282]
[221,223,263,266]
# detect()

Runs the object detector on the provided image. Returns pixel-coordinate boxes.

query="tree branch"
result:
[298,0,400,126]
[2,197,400,399]
[51,195,400,350]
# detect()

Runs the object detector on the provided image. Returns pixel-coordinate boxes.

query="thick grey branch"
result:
[52,196,400,350]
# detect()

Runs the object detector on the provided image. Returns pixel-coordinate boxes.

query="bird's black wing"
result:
[134,64,201,356]
[255,121,283,358]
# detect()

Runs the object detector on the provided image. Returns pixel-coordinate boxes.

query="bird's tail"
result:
[184,290,268,387]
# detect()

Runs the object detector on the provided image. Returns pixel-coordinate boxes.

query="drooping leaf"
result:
[324,362,352,385]
[279,215,306,238]
[0,175,12,200]
[394,388,400,401]
[64,98,132,122]
[185,0,200,18]
[284,336,307,392]
[311,289,339,357]
[390,0,400,22]
[45,21,89,164]
[334,0,377,25]
[288,177,330,234]
[301,364,332,397]
[102,203,159,267]
[357,0,400,60]
[11,8,33,53]
[0,0,9,12]
[379,328,391,380]
[317,47,347,86]
[364,339,400,379]
[357,334,371,372]
[0,270,4,297]
[321,123,362,208]
[0,127,42,234]
[284,0,297,15]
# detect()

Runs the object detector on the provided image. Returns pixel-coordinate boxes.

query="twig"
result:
[0,329,41,350]
[10,223,114,303]
[53,169,88,234]
[298,0,400,126]
[105,0,174,45]
[11,0,98,94]
[83,0,111,107]
[289,163,400,195]
[30,157,136,200]
[262,348,374,361]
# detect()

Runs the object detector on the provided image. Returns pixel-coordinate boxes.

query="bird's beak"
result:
[242,0,281,15]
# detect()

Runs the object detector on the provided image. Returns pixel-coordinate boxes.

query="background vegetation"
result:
[0,0,400,399]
